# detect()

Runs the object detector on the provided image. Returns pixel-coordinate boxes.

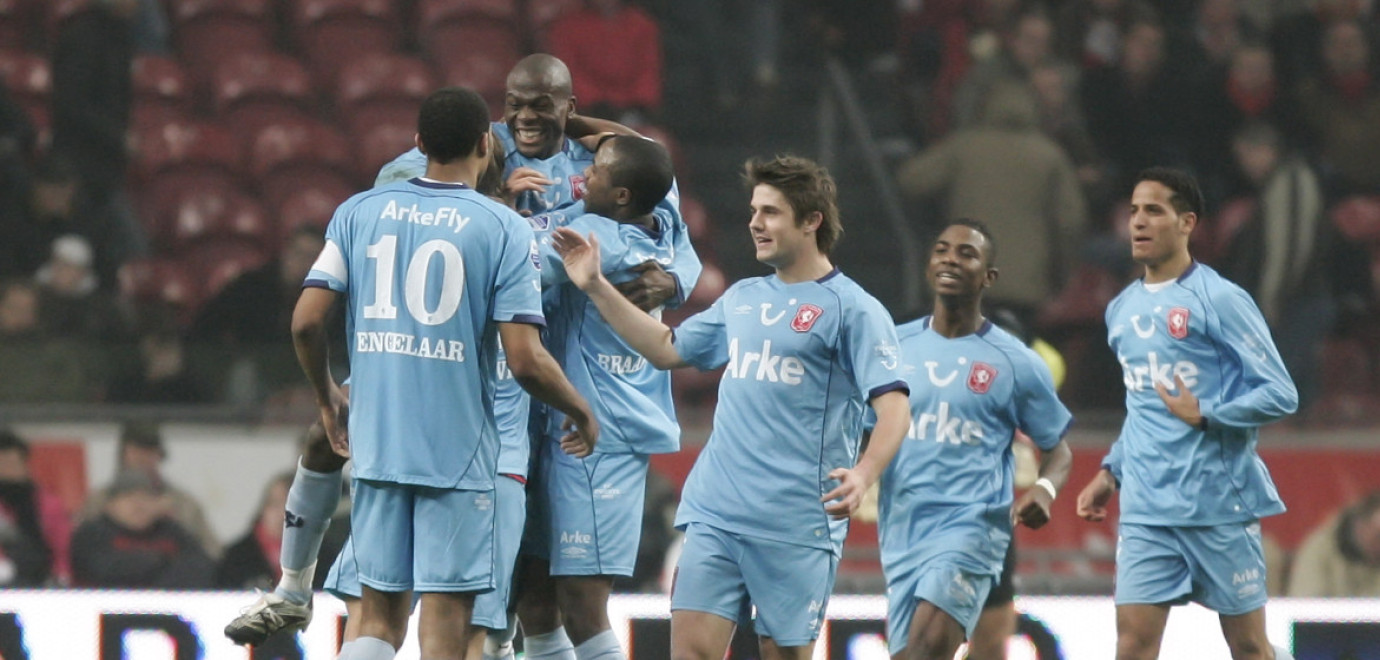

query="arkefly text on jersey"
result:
[355,331,466,363]
[724,338,805,384]
[1118,350,1199,392]
[380,199,472,234]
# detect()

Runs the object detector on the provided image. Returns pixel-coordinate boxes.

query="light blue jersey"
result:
[672,270,908,553]
[538,203,688,454]
[305,179,544,489]
[877,317,1072,574]
[376,123,592,216]
[1101,263,1296,526]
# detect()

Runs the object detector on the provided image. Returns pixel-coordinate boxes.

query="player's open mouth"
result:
[515,127,545,145]
[935,272,961,282]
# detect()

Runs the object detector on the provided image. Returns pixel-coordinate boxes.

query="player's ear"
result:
[801,210,824,234]
[615,186,633,209]
[475,131,492,159]
[1180,211,1197,235]
[566,95,577,116]
[414,133,426,156]
[984,267,999,288]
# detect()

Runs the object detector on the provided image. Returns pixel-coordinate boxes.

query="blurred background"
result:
[0,0,1378,612]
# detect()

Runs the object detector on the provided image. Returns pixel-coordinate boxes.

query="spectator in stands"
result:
[1212,122,1340,413]
[106,304,207,404]
[1270,0,1375,88]
[953,7,1075,129]
[897,81,1087,326]
[49,0,146,268]
[1030,62,1110,210]
[0,280,41,341]
[1288,490,1380,597]
[1295,19,1380,195]
[82,422,220,559]
[546,0,663,123]
[1054,0,1158,69]
[0,157,136,284]
[34,234,130,342]
[0,428,72,586]
[1188,43,1295,201]
[70,469,214,589]
[1081,15,1194,191]
[191,226,325,348]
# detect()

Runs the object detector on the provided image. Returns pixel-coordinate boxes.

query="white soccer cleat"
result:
[224,592,313,646]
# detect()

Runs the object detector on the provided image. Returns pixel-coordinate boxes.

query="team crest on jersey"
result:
[967,362,997,394]
[570,174,587,200]
[1167,307,1190,340]
[791,304,824,332]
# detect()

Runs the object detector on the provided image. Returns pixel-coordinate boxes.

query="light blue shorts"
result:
[885,554,995,655]
[348,479,495,593]
[530,446,648,577]
[1115,520,1268,615]
[670,522,836,647]
[327,477,525,630]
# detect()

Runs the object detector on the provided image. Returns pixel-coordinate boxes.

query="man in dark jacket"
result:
[70,469,214,589]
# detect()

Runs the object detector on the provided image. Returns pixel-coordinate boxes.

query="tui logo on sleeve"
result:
[1167,307,1190,340]
[967,362,997,394]
[791,304,824,332]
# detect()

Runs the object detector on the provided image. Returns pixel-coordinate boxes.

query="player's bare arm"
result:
[291,286,349,457]
[1013,440,1073,529]
[1154,374,1203,428]
[823,390,909,519]
[499,321,599,457]
[551,227,685,369]
[564,113,644,139]
[1076,468,1119,522]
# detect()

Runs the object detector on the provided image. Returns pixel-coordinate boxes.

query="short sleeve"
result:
[839,296,908,401]
[1013,348,1073,451]
[492,214,545,325]
[304,202,352,292]
[673,290,730,370]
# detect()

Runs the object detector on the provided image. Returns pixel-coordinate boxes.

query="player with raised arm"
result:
[1075,168,1297,660]
[551,155,911,660]
[289,87,597,660]
[521,135,688,660]
[873,220,1073,660]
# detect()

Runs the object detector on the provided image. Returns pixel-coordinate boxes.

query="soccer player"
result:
[1075,168,1298,660]
[290,87,597,660]
[873,220,1073,660]
[550,155,912,660]
[525,135,687,660]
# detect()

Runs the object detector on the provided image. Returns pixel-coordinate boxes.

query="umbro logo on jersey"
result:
[791,304,824,332]
[1167,307,1190,339]
[967,362,997,394]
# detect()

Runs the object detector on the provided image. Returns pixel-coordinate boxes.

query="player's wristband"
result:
[1197,416,1210,432]
[1034,477,1057,500]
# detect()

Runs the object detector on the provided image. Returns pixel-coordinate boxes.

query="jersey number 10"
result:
[362,235,466,326]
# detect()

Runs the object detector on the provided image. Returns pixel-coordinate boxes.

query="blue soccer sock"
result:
[573,630,626,660]
[524,627,576,660]
[338,636,395,660]
[274,460,342,603]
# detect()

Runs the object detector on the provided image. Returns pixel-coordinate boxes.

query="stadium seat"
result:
[139,173,244,248]
[0,50,50,125]
[134,119,242,182]
[679,195,709,242]
[0,0,39,52]
[247,117,357,210]
[184,239,270,301]
[211,52,318,136]
[439,50,518,111]
[417,0,515,25]
[131,55,193,128]
[357,120,418,183]
[119,257,205,322]
[43,0,88,36]
[158,185,273,251]
[290,0,400,80]
[334,54,434,133]
[168,0,275,81]
[686,262,726,307]
[274,182,352,243]
[525,0,580,33]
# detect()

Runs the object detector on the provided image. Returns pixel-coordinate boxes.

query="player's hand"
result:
[550,228,604,291]
[559,414,598,458]
[615,261,676,312]
[1155,374,1202,428]
[821,467,870,519]
[1012,488,1054,529]
[1075,469,1117,522]
[319,384,350,458]
[506,167,553,196]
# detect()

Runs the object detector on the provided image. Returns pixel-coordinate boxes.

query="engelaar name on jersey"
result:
[380,199,471,234]
[356,331,465,363]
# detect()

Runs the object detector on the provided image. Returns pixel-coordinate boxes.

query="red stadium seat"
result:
[211,52,318,136]
[119,258,204,323]
[525,0,580,32]
[131,55,193,129]
[134,120,242,182]
[183,239,270,300]
[418,0,521,103]
[158,185,272,251]
[139,173,244,247]
[0,50,50,125]
[275,182,353,243]
[334,54,434,133]
[168,0,275,80]
[247,117,357,210]
[417,0,515,25]
[290,0,400,80]
[679,195,709,242]
[0,0,40,52]
[439,50,519,112]
[357,120,417,183]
